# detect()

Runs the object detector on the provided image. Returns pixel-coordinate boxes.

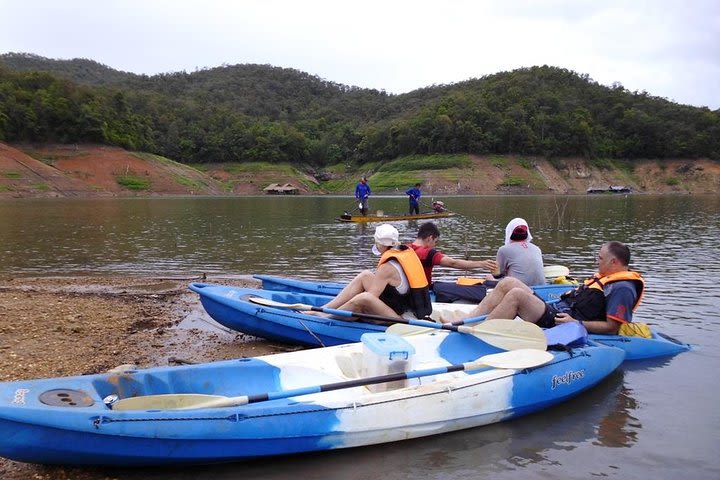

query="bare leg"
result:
[338,292,400,320]
[323,270,376,309]
[464,277,532,318]
[486,287,547,322]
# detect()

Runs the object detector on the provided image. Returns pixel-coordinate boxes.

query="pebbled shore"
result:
[0,275,291,479]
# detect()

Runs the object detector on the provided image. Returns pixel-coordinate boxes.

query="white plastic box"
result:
[361,332,416,393]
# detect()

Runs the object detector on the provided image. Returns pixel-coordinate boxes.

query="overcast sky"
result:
[2,0,718,109]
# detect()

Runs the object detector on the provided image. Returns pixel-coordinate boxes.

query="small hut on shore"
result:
[263,183,299,195]
[586,185,632,194]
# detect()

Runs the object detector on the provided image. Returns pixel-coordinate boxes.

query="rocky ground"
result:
[0,275,294,480]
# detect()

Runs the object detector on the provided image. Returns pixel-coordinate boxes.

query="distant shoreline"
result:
[2,143,719,198]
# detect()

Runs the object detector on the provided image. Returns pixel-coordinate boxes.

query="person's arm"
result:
[555,284,636,334]
[494,248,508,278]
[555,313,621,334]
[439,256,497,272]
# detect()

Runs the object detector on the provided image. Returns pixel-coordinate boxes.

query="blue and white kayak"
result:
[0,328,623,466]
[190,283,690,359]
[588,331,691,360]
[253,274,574,302]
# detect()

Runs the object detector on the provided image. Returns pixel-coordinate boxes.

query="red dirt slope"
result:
[0,143,225,197]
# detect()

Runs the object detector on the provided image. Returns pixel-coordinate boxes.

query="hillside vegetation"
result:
[1,52,718,173]
[2,143,718,198]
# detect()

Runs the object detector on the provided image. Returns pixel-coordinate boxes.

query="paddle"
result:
[249,297,547,351]
[110,349,554,411]
[387,313,489,337]
[456,265,569,286]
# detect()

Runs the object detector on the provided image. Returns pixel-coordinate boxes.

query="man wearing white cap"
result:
[319,224,432,319]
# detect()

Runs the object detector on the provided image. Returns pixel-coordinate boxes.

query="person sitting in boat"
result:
[318,224,432,320]
[456,241,645,334]
[492,218,545,287]
[405,183,422,215]
[409,222,497,303]
[355,176,371,216]
[432,200,445,213]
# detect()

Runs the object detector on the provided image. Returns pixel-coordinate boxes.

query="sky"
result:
[2,0,719,109]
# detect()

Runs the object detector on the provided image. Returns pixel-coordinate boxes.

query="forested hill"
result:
[1,52,718,167]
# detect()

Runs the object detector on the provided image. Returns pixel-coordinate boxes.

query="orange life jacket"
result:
[561,270,645,321]
[583,271,645,311]
[377,246,432,318]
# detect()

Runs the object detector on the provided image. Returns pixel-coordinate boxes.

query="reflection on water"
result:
[594,384,639,448]
[2,194,719,479]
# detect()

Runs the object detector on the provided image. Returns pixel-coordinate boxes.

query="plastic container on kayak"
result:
[361,333,416,392]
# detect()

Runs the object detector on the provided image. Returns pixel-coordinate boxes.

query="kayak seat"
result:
[336,352,364,379]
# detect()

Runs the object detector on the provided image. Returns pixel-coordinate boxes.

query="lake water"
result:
[1,195,719,479]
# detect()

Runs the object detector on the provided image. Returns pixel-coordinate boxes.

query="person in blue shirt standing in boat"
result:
[405,183,422,215]
[355,176,371,216]
[456,241,645,334]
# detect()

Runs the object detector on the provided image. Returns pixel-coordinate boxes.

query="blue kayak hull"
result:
[253,274,573,302]
[193,283,690,359]
[589,331,690,360]
[0,329,623,466]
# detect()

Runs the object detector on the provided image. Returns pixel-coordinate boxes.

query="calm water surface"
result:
[1,195,719,479]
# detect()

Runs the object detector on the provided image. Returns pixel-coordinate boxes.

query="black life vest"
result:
[377,245,433,318]
[560,271,645,321]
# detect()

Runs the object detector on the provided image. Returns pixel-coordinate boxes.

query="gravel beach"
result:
[0,275,291,479]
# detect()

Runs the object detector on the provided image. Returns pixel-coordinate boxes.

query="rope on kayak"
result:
[298,318,326,347]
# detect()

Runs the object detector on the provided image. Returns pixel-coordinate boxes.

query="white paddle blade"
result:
[248,296,312,310]
[461,319,547,351]
[429,302,476,323]
[386,323,435,336]
[468,349,554,370]
[112,393,226,411]
[543,265,570,279]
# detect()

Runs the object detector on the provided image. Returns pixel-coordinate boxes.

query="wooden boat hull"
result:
[0,328,623,466]
[338,211,455,223]
[192,283,690,359]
